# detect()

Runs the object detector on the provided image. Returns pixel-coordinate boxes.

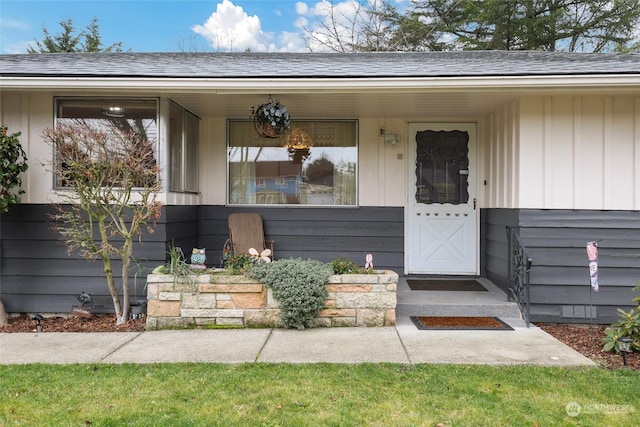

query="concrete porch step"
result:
[396,302,522,318]
[395,276,522,319]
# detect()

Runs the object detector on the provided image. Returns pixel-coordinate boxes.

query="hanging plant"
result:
[251,97,291,138]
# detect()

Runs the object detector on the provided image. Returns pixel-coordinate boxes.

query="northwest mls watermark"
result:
[566,401,632,417]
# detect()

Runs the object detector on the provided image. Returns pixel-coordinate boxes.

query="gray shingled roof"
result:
[1,51,639,78]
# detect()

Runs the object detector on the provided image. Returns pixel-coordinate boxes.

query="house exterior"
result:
[1,51,639,323]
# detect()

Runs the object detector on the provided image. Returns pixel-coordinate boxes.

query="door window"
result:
[415,130,469,205]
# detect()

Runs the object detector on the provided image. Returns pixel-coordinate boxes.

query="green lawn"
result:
[0,363,637,426]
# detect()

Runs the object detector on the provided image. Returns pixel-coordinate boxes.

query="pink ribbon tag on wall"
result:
[586,241,599,292]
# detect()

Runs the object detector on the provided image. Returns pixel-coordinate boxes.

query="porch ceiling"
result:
[165,90,518,120]
[160,80,639,119]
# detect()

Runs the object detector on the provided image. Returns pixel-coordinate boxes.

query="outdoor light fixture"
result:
[283,128,313,163]
[283,128,312,150]
[618,336,632,366]
[384,133,399,145]
[102,106,125,118]
[31,313,43,333]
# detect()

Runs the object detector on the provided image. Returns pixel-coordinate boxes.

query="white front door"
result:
[406,123,478,275]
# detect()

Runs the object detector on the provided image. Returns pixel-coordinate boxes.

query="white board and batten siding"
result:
[518,95,640,211]
[482,95,640,211]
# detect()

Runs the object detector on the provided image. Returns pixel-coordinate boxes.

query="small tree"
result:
[42,121,161,324]
[0,125,29,324]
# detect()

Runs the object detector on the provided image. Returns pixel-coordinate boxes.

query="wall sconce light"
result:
[384,134,399,145]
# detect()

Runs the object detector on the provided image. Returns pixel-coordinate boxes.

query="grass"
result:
[0,363,638,426]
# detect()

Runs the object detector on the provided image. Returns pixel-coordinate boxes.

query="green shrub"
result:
[249,258,332,330]
[331,256,360,274]
[330,256,375,274]
[152,245,197,291]
[603,285,640,353]
[223,253,254,275]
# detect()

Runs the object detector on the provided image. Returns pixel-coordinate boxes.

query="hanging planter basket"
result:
[251,97,291,139]
[254,120,280,138]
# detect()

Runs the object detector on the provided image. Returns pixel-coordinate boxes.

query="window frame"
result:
[53,97,160,190]
[226,119,359,207]
[169,100,200,194]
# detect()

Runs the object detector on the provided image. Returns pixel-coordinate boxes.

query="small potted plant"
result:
[251,97,291,138]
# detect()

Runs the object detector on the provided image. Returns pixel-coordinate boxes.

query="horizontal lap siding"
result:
[0,204,178,313]
[165,205,200,258]
[199,206,404,272]
[1,205,402,313]
[484,208,640,324]
[483,209,519,293]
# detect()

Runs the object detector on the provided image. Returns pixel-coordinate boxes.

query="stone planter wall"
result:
[145,271,398,330]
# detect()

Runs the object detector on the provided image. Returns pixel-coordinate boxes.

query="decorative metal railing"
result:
[506,226,533,327]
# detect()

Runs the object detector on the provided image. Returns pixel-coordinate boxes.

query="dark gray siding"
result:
[483,209,519,294]
[484,208,640,324]
[0,204,403,314]
[5,203,636,323]
[199,206,404,272]
[0,204,189,313]
[165,205,200,257]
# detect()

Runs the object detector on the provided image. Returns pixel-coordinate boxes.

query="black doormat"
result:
[406,279,487,291]
[410,316,513,331]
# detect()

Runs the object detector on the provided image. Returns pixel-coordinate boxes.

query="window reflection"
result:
[228,120,357,206]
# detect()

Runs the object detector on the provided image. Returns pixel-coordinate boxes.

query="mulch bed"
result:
[537,323,638,371]
[0,313,146,333]
[0,314,637,371]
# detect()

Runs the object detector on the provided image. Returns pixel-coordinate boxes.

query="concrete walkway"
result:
[0,316,595,366]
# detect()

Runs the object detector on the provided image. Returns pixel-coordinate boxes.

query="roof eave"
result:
[1,75,639,93]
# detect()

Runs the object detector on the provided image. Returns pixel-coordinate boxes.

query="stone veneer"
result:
[145,271,398,329]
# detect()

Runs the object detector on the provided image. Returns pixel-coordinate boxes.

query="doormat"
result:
[406,279,487,291]
[410,316,513,331]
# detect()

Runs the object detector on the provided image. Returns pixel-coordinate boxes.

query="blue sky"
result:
[0,0,388,54]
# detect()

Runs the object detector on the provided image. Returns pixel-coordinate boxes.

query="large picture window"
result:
[228,120,357,206]
[55,98,158,188]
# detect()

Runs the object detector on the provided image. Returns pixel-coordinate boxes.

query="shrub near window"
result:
[249,258,333,330]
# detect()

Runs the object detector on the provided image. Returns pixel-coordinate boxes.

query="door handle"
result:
[473,198,476,210]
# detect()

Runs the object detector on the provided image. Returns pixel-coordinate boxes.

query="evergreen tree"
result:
[304,0,640,52]
[27,17,124,53]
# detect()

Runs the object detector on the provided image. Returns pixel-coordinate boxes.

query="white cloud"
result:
[192,0,309,52]
[191,0,398,53]
[192,0,272,52]
[295,2,309,14]
[278,31,308,52]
